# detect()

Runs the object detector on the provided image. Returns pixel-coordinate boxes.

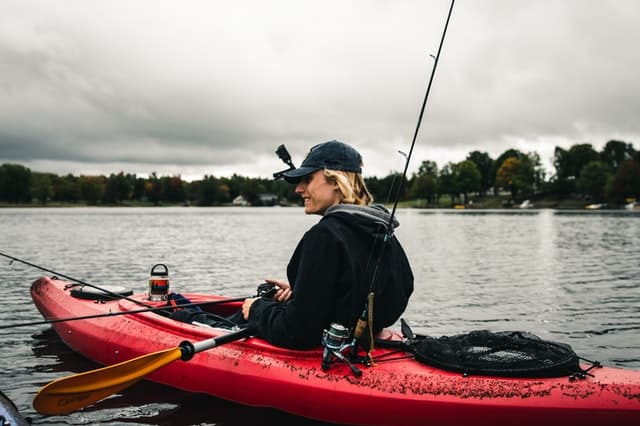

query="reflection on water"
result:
[419,209,540,216]
[1,207,639,424]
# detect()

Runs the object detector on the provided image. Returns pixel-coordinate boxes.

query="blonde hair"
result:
[323,169,373,205]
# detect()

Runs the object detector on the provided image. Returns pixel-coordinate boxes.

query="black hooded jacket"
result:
[247,204,414,349]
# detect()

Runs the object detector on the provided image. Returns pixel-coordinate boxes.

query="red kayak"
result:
[31,276,640,425]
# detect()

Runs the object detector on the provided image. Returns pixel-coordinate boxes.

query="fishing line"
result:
[0,251,152,308]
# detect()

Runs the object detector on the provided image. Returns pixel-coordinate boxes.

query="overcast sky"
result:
[1,0,639,181]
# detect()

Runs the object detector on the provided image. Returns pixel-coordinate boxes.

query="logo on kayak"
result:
[57,393,90,407]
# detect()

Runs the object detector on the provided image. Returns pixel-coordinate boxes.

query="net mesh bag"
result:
[411,330,581,377]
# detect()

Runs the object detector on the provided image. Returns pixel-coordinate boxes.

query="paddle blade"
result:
[33,347,183,415]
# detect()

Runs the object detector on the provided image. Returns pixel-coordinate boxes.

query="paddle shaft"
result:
[182,326,255,359]
[0,296,248,329]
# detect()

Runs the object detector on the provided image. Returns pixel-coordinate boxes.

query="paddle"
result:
[32,326,254,415]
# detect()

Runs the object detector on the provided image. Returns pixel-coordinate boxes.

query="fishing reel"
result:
[272,144,296,179]
[256,283,278,298]
[321,323,362,377]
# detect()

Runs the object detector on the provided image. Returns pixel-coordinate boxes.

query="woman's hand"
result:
[265,278,291,303]
[242,298,256,320]
[243,279,291,320]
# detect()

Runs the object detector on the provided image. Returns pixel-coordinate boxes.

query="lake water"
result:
[1,207,639,425]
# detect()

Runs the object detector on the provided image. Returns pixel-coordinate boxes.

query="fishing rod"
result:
[388,0,455,224]
[1,251,279,329]
[1,251,153,308]
[356,0,455,356]
[1,280,277,330]
[0,296,249,330]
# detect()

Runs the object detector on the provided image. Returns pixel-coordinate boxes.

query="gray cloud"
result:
[1,0,639,180]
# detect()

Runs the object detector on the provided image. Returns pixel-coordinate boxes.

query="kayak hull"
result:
[31,277,640,425]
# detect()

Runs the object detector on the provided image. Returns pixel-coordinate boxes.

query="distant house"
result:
[255,193,279,206]
[232,195,249,206]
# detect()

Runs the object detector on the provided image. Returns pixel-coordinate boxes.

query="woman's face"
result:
[295,170,342,215]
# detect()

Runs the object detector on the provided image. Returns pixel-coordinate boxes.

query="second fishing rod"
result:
[1,251,277,329]
[354,0,456,358]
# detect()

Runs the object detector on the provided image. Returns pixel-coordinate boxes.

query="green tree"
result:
[438,163,459,206]
[568,144,600,178]
[410,175,437,205]
[552,146,573,195]
[145,172,162,205]
[609,159,640,202]
[553,144,599,195]
[0,163,32,202]
[260,178,297,204]
[409,160,438,205]
[492,149,526,195]
[495,157,535,200]
[133,177,146,201]
[576,161,611,202]
[243,178,266,206]
[601,140,636,171]
[51,174,81,202]
[194,175,226,206]
[453,160,481,204]
[557,144,599,180]
[30,172,54,204]
[525,152,545,195]
[365,173,404,204]
[104,172,134,203]
[79,176,106,205]
[466,151,494,196]
[496,157,520,199]
[160,175,185,203]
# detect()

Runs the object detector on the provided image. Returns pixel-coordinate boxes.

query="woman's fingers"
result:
[275,288,292,303]
[263,279,292,302]
[264,278,291,290]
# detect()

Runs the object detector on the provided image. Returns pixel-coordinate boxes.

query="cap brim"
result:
[282,166,319,183]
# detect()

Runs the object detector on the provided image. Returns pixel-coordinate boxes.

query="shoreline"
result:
[1,202,638,211]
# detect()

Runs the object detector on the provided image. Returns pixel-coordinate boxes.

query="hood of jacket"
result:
[322,204,398,239]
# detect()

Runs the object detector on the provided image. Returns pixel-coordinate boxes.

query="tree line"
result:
[409,139,640,207]
[1,140,639,207]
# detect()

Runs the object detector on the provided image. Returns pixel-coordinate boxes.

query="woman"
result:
[242,140,414,349]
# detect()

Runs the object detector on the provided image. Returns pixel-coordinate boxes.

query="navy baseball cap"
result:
[282,140,363,184]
